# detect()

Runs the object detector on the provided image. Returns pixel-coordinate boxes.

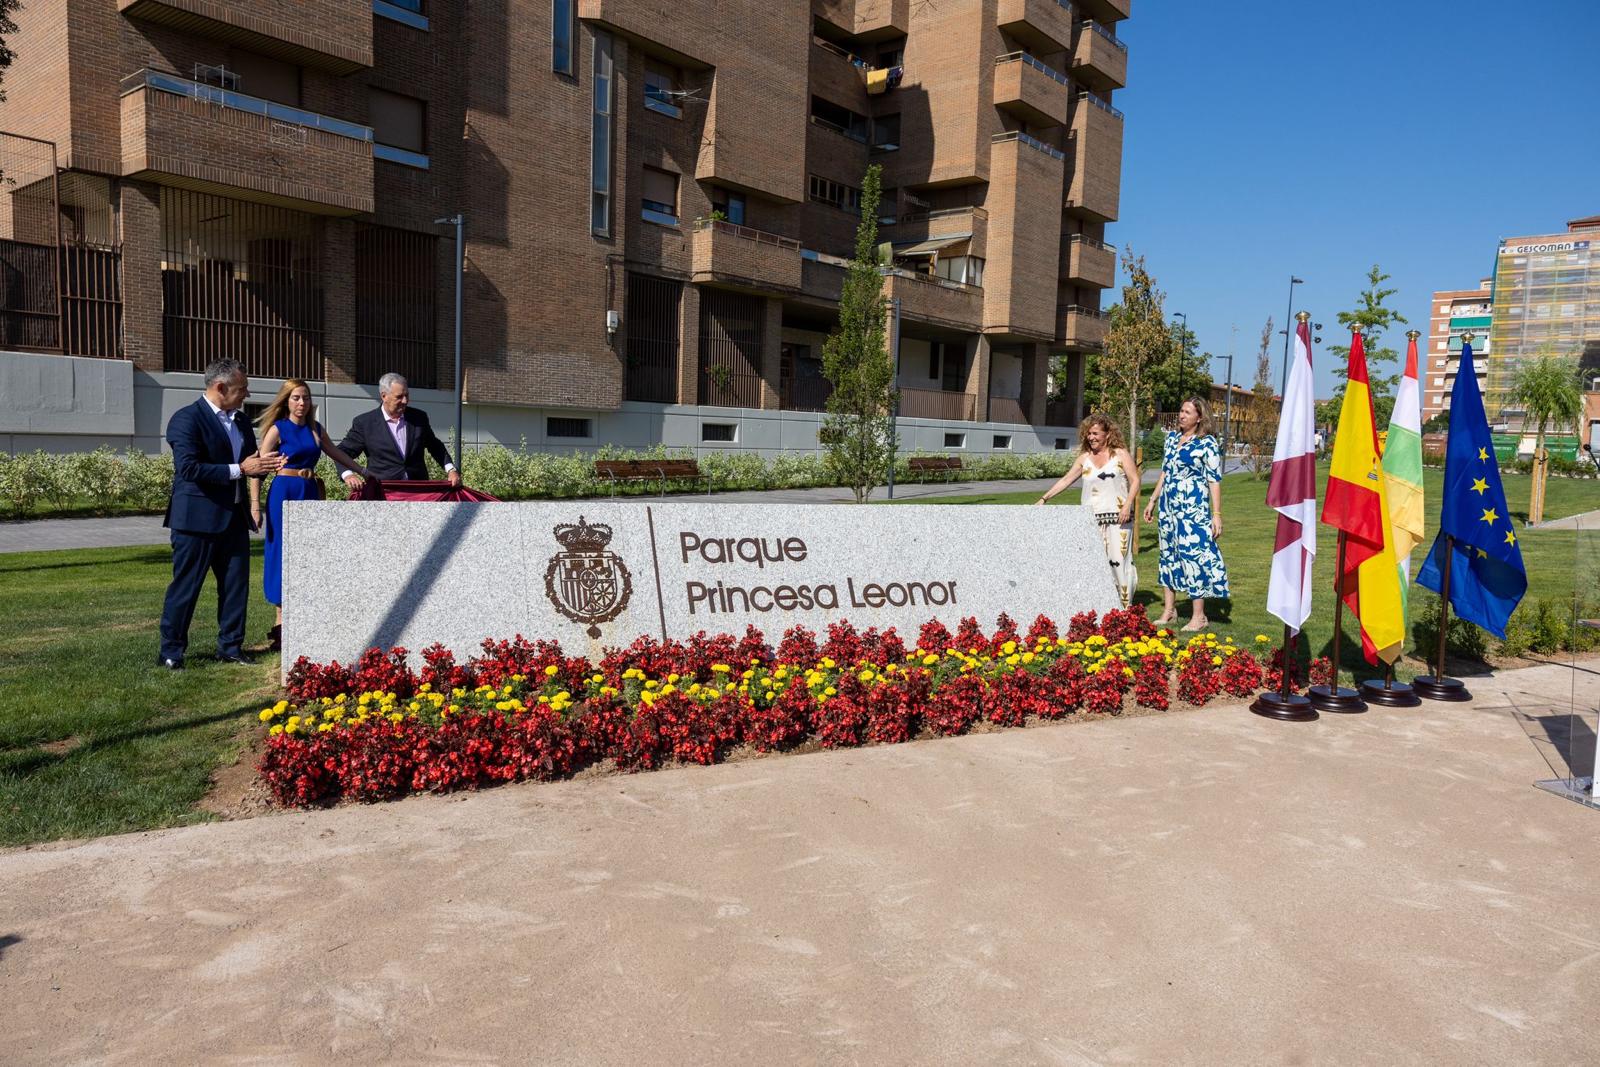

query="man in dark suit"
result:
[158,358,284,669]
[337,372,462,490]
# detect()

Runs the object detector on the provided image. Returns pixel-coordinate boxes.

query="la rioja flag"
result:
[1266,315,1318,633]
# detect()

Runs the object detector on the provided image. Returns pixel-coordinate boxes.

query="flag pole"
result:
[1252,624,1316,720]
[1308,532,1368,712]
[1413,532,1471,701]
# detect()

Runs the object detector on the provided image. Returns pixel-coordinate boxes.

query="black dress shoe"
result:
[216,651,254,665]
[156,656,185,670]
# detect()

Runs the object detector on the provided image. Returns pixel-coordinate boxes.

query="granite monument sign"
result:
[282,501,1120,668]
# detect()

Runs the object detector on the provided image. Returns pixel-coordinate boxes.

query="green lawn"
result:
[0,544,281,846]
[924,464,1591,681]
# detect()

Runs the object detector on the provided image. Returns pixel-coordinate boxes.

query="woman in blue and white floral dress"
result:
[1141,397,1228,631]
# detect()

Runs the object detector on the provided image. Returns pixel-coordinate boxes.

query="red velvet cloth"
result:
[349,479,500,502]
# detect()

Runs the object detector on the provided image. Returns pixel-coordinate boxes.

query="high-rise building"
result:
[1486,215,1600,428]
[0,0,1130,456]
[1422,280,1491,422]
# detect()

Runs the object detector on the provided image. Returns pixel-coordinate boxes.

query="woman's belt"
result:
[277,468,317,478]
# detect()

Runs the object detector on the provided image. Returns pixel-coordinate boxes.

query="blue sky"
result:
[1112,0,1600,399]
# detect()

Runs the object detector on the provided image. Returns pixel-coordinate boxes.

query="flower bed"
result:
[260,608,1286,807]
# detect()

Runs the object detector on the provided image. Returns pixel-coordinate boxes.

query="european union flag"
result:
[1416,339,1527,637]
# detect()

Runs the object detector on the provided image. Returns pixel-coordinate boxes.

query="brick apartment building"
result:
[0,0,1129,456]
[1422,280,1492,423]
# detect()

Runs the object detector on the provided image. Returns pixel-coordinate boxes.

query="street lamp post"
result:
[1280,275,1303,397]
[1173,311,1188,416]
[434,213,466,468]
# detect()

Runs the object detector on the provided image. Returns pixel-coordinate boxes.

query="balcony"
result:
[118,0,371,74]
[1065,93,1123,222]
[988,395,1029,425]
[854,0,910,40]
[1063,233,1116,288]
[1076,0,1131,21]
[882,268,984,331]
[1071,20,1128,91]
[691,219,804,294]
[119,69,374,215]
[996,0,1076,54]
[993,52,1070,128]
[1057,305,1107,349]
[900,386,975,421]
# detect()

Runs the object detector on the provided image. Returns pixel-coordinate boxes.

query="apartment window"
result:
[871,113,900,151]
[1055,437,1069,450]
[936,255,984,287]
[808,175,861,214]
[944,432,966,449]
[810,95,868,142]
[641,166,679,226]
[590,32,614,235]
[548,417,592,439]
[553,0,575,75]
[370,89,426,154]
[701,422,736,443]
[993,435,1012,450]
[710,188,746,225]
[644,62,682,117]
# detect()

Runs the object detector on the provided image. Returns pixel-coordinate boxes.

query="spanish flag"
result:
[1321,326,1406,665]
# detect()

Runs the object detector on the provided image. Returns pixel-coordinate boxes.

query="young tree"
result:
[1512,348,1584,522]
[821,164,896,503]
[1239,315,1276,476]
[1327,264,1407,427]
[0,0,19,104]
[1147,320,1212,414]
[1097,249,1169,458]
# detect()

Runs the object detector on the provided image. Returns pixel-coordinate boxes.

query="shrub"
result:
[1411,594,1489,663]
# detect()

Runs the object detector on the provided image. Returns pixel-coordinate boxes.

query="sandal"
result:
[1181,618,1209,632]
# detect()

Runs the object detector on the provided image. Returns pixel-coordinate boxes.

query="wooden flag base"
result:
[1360,677,1422,707]
[1307,684,1367,713]
[1413,675,1471,702]
[1250,691,1318,721]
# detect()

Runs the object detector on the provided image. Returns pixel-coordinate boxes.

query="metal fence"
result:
[697,288,764,408]
[160,188,324,379]
[0,132,62,350]
[356,223,438,388]
[624,272,681,403]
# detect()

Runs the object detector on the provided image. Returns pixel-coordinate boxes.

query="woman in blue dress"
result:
[1141,396,1228,631]
[249,379,371,649]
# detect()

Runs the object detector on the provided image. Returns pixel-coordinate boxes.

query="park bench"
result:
[907,456,964,482]
[594,458,713,497]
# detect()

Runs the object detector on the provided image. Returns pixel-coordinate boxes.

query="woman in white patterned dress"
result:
[1036,414,1140,605]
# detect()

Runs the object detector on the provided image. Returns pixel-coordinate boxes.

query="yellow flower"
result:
[1211,656,1222,666]
[644,679,658,690]
[824,686,837,697]
[544,665,559,677]
[922,654,938,666]
[269,724,284,736]
[1255,634,1269,644]
[858,669,874,682]
[667,673,680,684]
[258,709,274,722]
[318,722,334,733]
[1001,640,1017,655]
[712,663,731,673]
[1021,651,1035,664]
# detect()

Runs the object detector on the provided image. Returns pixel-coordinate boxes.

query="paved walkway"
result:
[4,662,1596,1063]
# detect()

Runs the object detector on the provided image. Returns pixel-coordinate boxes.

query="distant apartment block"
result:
[0,0,1132,456]
[1422,281,1491,422]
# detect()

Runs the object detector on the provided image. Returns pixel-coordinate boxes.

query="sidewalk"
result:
[0,461,1255,555]
[3,661,1595,1063]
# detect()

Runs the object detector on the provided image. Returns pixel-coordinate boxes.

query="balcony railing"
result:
[882,266,982,294]
[1079,20,1127,52]
[121,68,373,143]
[781,375,833,412]
[1076,91,1124,121]
[892,206,990,226]
[1067,233,1109,251]
[694,217,802,249]
[899,387,975,422]
[988,396,1028,425]
[991,130,1065,162]
[995,51,1071,87]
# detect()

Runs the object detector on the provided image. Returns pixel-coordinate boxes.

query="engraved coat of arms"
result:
[544,517,633,638]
